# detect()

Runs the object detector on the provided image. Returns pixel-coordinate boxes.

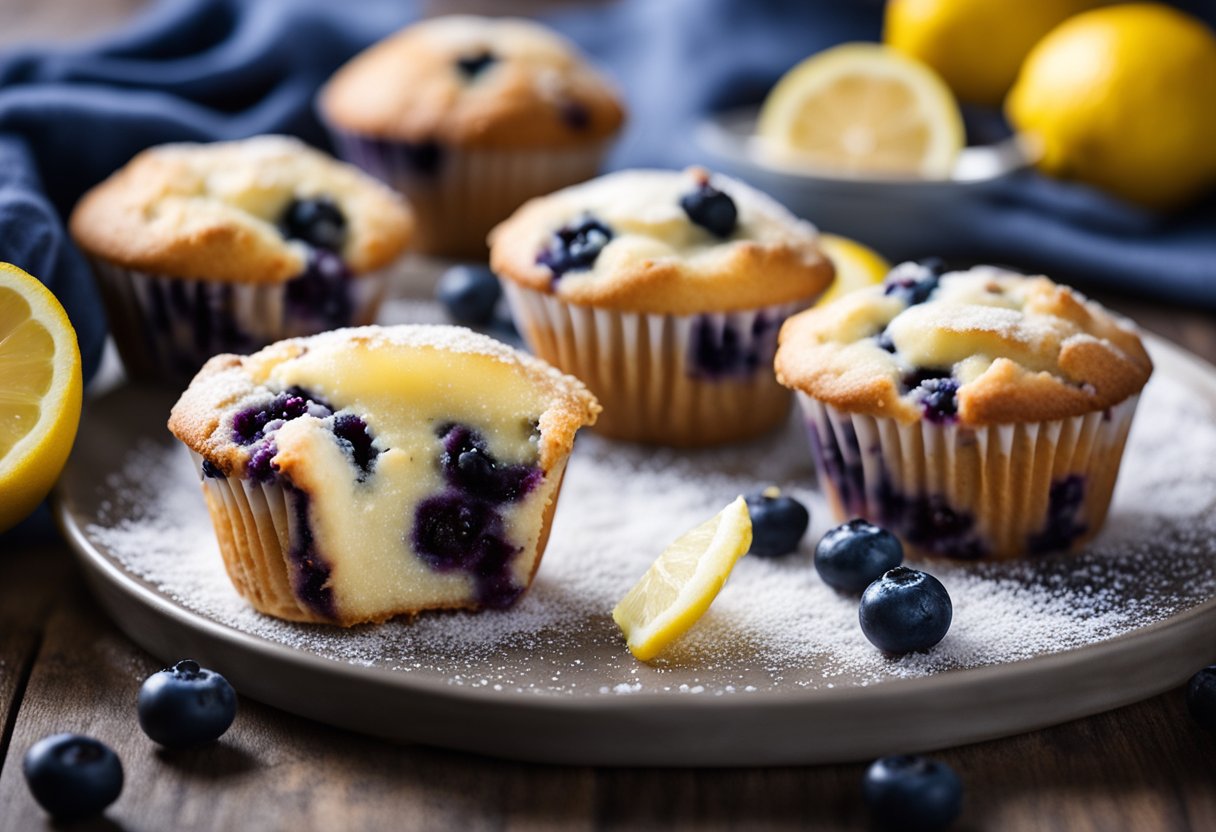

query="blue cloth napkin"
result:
[1,0,1214,383]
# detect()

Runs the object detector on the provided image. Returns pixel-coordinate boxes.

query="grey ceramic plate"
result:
[55,334,1216,767]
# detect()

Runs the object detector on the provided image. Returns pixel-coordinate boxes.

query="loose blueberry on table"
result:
[863,754,963,832]
[1187,665,1216,732]
[680,180,738,238]
[814,519,904,593]
[859,566,953,654]
[23,733,123,820]
[536,216,614,279]
[744,487,809,558]
[280,196,348,252]
[437,265,502,326]
[138,659,238,749]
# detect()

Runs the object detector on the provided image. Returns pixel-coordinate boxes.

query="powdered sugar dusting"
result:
[84,371,1216,696]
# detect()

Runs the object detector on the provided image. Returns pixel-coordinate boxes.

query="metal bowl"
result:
[694,107,1038,259]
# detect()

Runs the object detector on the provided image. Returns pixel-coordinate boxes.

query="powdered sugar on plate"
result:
[83,370,1216,697]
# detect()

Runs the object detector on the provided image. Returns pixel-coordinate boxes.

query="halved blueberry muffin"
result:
[776,263,1153,560]
[168,325,599,625]
[70,135,413,381]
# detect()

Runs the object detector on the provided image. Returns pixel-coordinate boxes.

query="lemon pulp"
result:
[0,263,83,532]
[612,496,752,662]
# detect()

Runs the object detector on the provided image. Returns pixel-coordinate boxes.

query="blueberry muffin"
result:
[168,325,600,625]
[490,166,834,446]
[70,136,413,381]
[319,15,625,257]
[775,262,1153,559]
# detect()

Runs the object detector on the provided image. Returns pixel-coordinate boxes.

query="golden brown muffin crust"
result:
[319,15,625,148]
[490,167,834,315]
[70,136,414,283]
[776,266,1152,425]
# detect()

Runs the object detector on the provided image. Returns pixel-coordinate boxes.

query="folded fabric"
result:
[1,0,1214,392]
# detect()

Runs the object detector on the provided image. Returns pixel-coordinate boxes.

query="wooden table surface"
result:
[2,3,1216,830]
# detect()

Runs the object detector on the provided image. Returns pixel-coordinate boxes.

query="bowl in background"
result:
[695,107,1038,260]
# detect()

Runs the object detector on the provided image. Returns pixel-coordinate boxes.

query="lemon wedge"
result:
[0,262,83,532]
[612,496,752,662]
[817,234,891,306]
[757,43,964,178]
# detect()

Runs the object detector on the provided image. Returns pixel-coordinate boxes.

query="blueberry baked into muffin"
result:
[776,262,1153,560]
[70,136,413,381]
[167,325,599,625]
[319,15,625,257]
[490,166,834,446]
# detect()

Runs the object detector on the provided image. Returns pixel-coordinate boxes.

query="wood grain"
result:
[2,1,1216,829]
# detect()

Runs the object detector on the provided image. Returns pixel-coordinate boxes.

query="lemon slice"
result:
[817,234,891,306]
[757,43,965,178]
[612,496,752,662]
[0,262,83,532]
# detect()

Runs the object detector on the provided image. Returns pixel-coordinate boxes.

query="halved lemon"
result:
[0,262,83,532]
[756,43,965,178]
[817,234,891,306]
[612,496,752,662]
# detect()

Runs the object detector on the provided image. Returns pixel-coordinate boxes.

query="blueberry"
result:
[883,259,946,306]
[859,567,952,654]
[23,733,123,820]
[412,492,505,571]
[863,754,963,832]
[876,330,897,353]
[201,459,224,479]
[536,216,613,279]
[437,423,541,503]
[137,659,237,749]
[815,519,904,593]
[280,196,347,251]
[901,370,960,424]
[918,378,960,424]
[680,182,738,238]
[332,413,379,478]
[437,265,502,326]
[456,50,496,78]
[1187,665,1216,732]
[744,488,809,558]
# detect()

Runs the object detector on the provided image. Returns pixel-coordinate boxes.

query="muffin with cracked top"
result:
[70,135,413,381]
[319,14,625,257]
[168,324,599,626]
[776,261,1153,559]
[490,166,835,446]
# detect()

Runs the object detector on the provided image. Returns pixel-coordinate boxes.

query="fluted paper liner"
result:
[504,282,813,446]
[328,128,609,258]
[192,454,569,625]
[797,394,1141,560]
[89,259,391,382]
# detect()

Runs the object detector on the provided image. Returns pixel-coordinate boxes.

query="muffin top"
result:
[489,167,834,315]
[775,263,1153,426]
[318,15,625,148]
[168,324,601,478]
[70,136,413,284]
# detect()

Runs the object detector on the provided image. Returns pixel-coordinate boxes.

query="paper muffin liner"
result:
[191,453,568,626]
[503,282,813,446]
[797,393,1141,560]
[327,127,609,258]
[89,258,391,382]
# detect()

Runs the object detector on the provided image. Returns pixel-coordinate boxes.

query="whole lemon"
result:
[1007,3,1216,211]
[884,0,1104,105]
